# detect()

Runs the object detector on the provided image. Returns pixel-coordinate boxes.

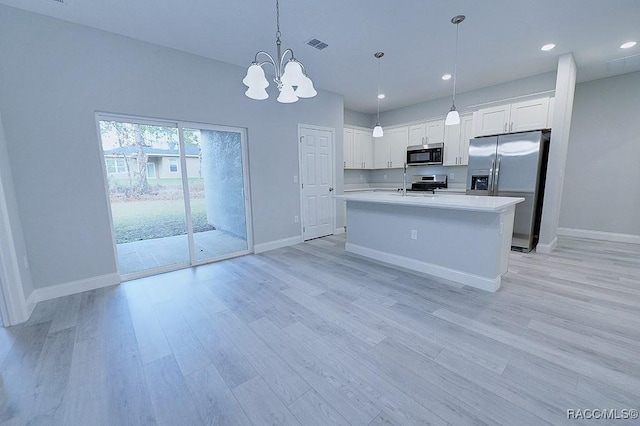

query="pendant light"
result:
[445,15,465,126]
[372,52,384,138]
[242,0,316,103]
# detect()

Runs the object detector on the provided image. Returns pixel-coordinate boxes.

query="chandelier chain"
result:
[276,0,281,40]
[377,57,381,122]
[452,21,459,107]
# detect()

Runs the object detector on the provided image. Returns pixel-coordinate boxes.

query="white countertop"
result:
[343,185,467,194]
[336,192,524,213]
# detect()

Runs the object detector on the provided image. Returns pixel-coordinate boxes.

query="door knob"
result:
[329,187,334,192]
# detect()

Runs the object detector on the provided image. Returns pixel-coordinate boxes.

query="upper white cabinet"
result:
[374,126,409,168]
[426,119,445,144]
[443,114,473,166]
[408,124,426,146]
[343,127,373,169]
[408,119,445,146]
[473,97,551,136]
[343,128,354,169]
[353,129,373,169]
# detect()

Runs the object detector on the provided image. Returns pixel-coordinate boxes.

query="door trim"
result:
[297,124,336,241]
[0,177,30,325]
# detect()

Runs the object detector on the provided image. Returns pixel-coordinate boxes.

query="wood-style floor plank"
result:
[2,234,639,425]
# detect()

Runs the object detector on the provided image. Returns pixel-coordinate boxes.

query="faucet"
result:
[402,162,407,196]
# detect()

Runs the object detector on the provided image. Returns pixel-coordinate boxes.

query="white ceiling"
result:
[2,0,640,114]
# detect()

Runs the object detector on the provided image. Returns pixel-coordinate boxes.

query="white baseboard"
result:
[345,243,500,292]
[27,273,120,308]
[558,227,640,245]
[536,237,557,254]
[254,236,303,254]
[334,227,345,235]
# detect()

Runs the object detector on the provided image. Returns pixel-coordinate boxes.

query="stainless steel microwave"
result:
[406,143,444,165]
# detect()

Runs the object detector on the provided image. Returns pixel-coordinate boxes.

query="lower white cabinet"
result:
[343,127,373,169]
[444,114,473,166]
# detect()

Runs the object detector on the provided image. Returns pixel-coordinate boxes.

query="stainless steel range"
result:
[407,174,448,192]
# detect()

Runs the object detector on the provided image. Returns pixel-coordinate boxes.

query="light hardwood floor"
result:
[1,235,639,425]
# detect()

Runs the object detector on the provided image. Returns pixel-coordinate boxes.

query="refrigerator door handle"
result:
[493,157,501,195]
[489,158,495,194]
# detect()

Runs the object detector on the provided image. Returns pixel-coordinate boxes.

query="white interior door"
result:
[300,126,334,240]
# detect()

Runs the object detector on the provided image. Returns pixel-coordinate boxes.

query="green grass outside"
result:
[111,197,214,244]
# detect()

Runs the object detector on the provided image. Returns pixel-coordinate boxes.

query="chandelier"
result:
[242,0,317,103]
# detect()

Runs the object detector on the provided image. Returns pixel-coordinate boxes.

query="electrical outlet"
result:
[449,173,455,180]
[294,215,299,223]
[359,174,364,181]
[293,175,298,183]
[383,174,388,180]
[411,229,418,240]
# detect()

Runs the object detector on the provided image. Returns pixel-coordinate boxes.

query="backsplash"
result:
[367,165,468,186]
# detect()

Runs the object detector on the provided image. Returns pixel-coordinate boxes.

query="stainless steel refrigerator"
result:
[466,130,550,252]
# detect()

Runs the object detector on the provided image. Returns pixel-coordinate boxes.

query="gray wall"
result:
[559,71,640,236]
[344,109,374,127]
[0,5,343,290]
[201,130,247,239]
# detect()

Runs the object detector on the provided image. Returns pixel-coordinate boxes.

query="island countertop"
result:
[336,192,524,213]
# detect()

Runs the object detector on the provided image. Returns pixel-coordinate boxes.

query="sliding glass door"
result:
[98,115,251,278]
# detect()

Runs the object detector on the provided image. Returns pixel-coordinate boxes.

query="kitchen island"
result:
[337,192,524,292]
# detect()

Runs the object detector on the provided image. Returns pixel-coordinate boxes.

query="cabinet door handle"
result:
[389,161,392,168]
[503,123,507,132]
[510,122,514,131]
[344,161,346,167]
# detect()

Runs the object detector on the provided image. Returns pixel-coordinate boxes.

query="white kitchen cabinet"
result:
[353,129,373,169]
[443,114,473,166]
[343,128,354,169]
[510,98,550,132]
[373,135,391,169]
[389,127,409,168]
[425,119,445,144]
[408,123,426,146]
[374,126,408,168]
[473,97,551,136]
[343,127,373,169]
[408,119,445,145]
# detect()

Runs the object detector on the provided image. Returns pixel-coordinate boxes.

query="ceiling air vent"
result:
[306,38,328,50]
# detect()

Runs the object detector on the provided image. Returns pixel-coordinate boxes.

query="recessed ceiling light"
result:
[377,93,385,99]
[442,74,452,81]
[541,44,556,51]
[620,41,637,49]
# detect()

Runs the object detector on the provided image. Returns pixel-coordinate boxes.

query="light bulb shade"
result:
[243,64,269,89]
[277,84,299,103]
[245,86,269,100]
[445,109,460,126]
[295,76,317,98]
[281,60,305,87]
[372,124,384,138]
